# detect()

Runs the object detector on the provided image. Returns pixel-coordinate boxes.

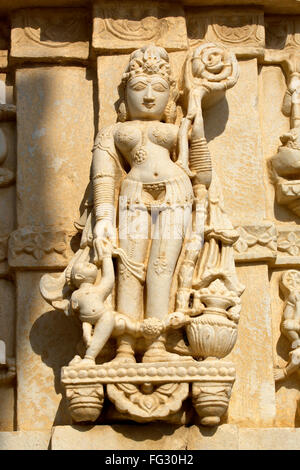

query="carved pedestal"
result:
[62,360,235,425]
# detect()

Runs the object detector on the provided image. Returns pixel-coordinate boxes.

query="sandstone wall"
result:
[0,0,300,449]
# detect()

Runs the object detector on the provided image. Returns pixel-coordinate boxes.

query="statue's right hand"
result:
[93,219,116,265]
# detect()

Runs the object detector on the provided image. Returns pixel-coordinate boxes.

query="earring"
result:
[117,101,128,122]
[164,100,177,124]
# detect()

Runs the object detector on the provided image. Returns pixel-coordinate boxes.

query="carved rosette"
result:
[107,382,189,422]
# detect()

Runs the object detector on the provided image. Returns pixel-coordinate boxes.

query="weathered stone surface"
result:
[188,424,239,450]
[239,428,300,450]
[186,7,265,58]
[11,8,89,61]
[0,388,14,431]
[16,66,94,230]
[0,431,51,450]
[205,59,266,226]
[227,264,276,426]
[51,424,189,450]
[8,227,77,269]
[93,0,187,52]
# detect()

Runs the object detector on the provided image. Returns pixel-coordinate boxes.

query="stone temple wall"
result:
[1,0,300,450]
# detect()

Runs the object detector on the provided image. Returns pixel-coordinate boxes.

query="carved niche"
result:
[40,42,244,427]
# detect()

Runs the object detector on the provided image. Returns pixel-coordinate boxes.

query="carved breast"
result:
[115,122,177,155]
[149,123,177,150]
[114,125,141,152]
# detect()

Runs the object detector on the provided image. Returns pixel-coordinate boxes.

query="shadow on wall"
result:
[29,309,82,426]
[203,96,229,144]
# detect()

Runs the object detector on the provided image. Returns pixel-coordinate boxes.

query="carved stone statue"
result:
[40,43,243,426]
[270,56,300,216]
[274,270,300,382]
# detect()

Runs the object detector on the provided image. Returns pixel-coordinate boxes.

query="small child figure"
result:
[70,239,115,365]
[274,291,300,382]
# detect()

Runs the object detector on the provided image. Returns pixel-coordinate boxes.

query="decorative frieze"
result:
[93,0,187,52]
[8,227,77,269]
[233,223,277,261]
[265,15,300,53]
[275,226,300,266]
[186,8,265,58]
[11,8,90,61]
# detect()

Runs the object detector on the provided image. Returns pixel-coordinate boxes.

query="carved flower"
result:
[153,255,169,275]
[278,232,300,256]
[192,45,227,79]
[140,318,164,338]
[234,226,277,253]
[11,228,67,260]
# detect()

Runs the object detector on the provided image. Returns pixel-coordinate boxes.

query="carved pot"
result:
[66,385,104,423]
[192,382,232,426]
[186,313,237,359]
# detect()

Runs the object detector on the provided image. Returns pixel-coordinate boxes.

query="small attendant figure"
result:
[70,239,115,365]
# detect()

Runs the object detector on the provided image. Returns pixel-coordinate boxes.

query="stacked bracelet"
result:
[93,175,115,222]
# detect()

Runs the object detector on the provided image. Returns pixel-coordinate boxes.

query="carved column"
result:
[9,7,95,430]
[0,16,16,431]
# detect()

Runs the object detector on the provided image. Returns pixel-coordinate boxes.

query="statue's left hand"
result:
[186,86,209,121]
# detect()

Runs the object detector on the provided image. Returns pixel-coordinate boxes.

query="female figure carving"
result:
[40,43,242,368]
[92,45,196,363]
[41,43,244,426]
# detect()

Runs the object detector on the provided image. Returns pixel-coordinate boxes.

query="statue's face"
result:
[126,74,170,121]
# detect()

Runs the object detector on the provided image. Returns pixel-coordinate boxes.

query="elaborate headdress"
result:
[118,45,178,123]
[122,45,175,86]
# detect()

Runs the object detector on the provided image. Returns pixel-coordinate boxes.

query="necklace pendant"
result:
[133,146,148,164]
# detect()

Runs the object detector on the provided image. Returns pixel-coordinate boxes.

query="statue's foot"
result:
[274,367,286,382]
[68,355,82,366]
[80,356,96,366]
[142,349,191,363]
[106,354,136,365]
